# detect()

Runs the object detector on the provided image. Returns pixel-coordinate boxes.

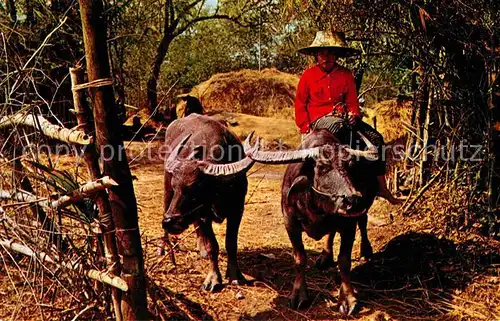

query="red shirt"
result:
[295,65,360,134]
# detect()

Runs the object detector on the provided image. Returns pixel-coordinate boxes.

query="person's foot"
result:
[377,175,405,205]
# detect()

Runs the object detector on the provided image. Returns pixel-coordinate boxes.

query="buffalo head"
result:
[246,131,378,216]
[162,134,258,234]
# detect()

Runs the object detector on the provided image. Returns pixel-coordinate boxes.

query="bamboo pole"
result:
[70,65,123,321]
[51,177,117,209]
[0,176,117,210]
[78,0,148,318]
[0,113,92,145]
[419,83,433,187]
[0,239,128,291]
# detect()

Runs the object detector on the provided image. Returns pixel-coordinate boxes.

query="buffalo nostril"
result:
[162,218,172,229]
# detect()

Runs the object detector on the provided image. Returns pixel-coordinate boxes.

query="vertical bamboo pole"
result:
[77,1,148,319]
[70,66,123,321]
[419,82,432,187]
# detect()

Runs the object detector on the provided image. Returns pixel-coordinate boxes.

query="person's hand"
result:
[347,112,358,125]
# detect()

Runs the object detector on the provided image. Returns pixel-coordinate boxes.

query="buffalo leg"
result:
[195,221,208,259]
[199,220,223,292]
[286,225,310,310]
[225,211,248,285]
[315,232,337,270]
[337,220,357,315]
[358,214,373,261]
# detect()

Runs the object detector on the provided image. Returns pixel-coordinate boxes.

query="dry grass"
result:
[178,68,299,119]
[364,99,413,144]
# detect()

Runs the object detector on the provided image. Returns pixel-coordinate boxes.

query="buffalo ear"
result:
[188,145,205,160]
[286,175,310,204]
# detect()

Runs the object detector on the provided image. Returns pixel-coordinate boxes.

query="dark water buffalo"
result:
[246,129,378,315]
[160,114,256,292]
[180,95,204,116]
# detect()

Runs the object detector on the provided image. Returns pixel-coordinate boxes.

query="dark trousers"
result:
[311,115,386,175]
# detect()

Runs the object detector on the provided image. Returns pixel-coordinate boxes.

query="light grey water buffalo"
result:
[246,129,379,315]
[159,114,257,292]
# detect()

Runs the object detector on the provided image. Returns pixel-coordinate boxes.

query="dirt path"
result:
[133,162,499,321]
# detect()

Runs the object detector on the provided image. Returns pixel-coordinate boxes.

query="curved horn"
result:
[249,147,322,164]
[344,131,378,161]
[199,156,255,177]
[357,131,375,149]
[243,131,254,153]
[199,133,262,177]
[165,134,192,172]
[243,131,261,155]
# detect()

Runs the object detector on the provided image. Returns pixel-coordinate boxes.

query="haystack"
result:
[178,68,299,119]
[364,99,412,143]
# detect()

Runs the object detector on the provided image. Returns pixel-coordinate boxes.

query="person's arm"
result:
[295,73,311,134]
[345,72,361,120]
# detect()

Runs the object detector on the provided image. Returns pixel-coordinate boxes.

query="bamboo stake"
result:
[78,1,148,318]
[70,65,123,321]
[0,113,92,145]
[419,82,432,187]
[0,239,128,291]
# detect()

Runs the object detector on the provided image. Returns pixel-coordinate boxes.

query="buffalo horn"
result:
[165,134,192,172]
[200,156,255,177]
[248,146,322,164]
[344,131,379,161]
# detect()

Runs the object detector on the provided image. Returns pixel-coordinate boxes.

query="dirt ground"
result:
[133,160,500,321]
[1,114,499,320]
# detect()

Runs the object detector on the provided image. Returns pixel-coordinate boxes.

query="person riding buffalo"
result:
[295,30,401,204]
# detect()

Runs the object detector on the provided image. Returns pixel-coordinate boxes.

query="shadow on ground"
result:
[237,232,499,320]
[148,278,215,321]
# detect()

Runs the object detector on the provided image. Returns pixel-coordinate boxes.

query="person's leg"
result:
[357,121,403,205]
[311,115,350,142]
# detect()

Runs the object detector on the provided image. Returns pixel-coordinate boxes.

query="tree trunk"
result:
[146,34,174,120]
[77,1,148,320]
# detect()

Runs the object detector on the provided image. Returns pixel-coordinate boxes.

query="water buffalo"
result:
[246,129,378,315]
[160,114,257,292]
[180,95,204,116]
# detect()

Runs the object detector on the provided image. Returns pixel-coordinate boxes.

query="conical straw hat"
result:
[298,31,361,57]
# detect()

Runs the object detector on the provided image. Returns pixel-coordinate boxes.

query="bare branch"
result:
[0,239,128,291]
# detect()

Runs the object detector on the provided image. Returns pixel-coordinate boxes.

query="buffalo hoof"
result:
[287,289,310,310]
[315,250,337,270]
[201,271,223,292]
[338,289,357,316]
[225,268,249,286]
[360,243,373,262]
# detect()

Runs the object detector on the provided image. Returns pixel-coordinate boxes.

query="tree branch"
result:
[0,239,128,291]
